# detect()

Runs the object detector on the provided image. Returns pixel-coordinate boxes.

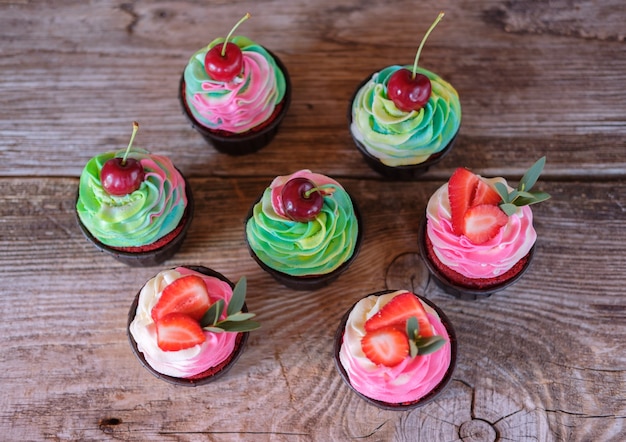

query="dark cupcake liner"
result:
[179,50,291,156]
[348,71,458,180]
[76,175,193,267]
[418,217,535,300]
[333,289,457,410]
[75,175,194,267]
[127,265,250,386]
[244,193,363,291]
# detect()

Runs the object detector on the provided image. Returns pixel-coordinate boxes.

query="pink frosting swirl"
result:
[426,176,536,279]
[190,51,279,133]
[338,291,451,404]
[129,267,237,378]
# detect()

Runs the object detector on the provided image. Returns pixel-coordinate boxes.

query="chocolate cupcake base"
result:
[333,290,457,410]
[244,198,363,291]
[352,132,456,180]
[76,177,194,267]
[418,218,535,300]
[179,51,291,156]
[127,266,250,386]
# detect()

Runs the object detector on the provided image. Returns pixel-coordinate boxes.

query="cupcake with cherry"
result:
[419,157,551,299]
[245,170,362,290]
[128,266,259,385]
[349,12,461,179]
[76,122,193,267]
[334,289,456,410]
[180,13,291,155]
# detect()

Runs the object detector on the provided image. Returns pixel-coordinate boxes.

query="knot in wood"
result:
[385,252,430,294]
[459,419,497,442]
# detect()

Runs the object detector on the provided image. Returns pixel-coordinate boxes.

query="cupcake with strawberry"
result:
[349,13,461,179]
[245,170,362,290]
[76,122,193,267]
[179,13,291,155]
[419,157,551,299]
[334,290,456,409]
[127,266,259,386]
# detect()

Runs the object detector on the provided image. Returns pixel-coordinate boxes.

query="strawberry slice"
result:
[155,313,206,352]
[462,204,508,244]
[151,275,210,323]
[365,292,434,338]
[448,167,479,235]
[472,178,502,207]
[361,327,409,367]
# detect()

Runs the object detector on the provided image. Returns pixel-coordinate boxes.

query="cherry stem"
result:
[411,11,445,79]
[304,185,334,198]
[121,121,139,165]
[220,12,251,57]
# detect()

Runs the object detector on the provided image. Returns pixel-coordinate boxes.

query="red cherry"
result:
[203,13,251,82]
[100,157,145,196]
[387,69,432,112]
[100,121,145,196]
[281,177,324,222]
[204,42,243,82]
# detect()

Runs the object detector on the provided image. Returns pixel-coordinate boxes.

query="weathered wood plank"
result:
[0,0,624,178]
[0,177,623,441]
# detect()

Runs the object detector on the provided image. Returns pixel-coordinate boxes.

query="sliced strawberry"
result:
[448,167,479,235]
[155,313,206,351]
[365,292,434,338]
[151,275,210,323]
[472,178,502,207]
[462,204,508,244]
[361,327,409,367]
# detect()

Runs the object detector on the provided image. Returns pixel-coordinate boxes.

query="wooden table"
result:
[1,1,624,440]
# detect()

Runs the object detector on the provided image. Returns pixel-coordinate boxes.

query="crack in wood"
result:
[353,420,388,439]
[543,409,626,419]
[275,348,296,403]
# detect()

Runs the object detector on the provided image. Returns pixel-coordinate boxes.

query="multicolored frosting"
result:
[183,36,287,134]
[129,267,238,378]
[245,170,359,277]
[338,290,451,404]
[76,149,187,248]
[426,176,536,279]
[350,66,461,167]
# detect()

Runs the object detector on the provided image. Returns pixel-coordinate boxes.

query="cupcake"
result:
[245,170,362,290]
[179,13,291,155]
[419,157,551,300]
[334,289,456,410]
[76,122,193,267]
[127,265,259,386]
[349,13,461,179]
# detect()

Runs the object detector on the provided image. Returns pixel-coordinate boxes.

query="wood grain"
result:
[1,0,625,440]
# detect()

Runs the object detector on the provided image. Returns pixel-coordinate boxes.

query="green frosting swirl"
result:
[350,65,461,167]
[76,149,187,248]
[246,185,359,277]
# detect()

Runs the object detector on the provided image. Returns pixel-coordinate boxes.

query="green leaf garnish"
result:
[210,319,261,333]
[227,277,247,317]
[498,156,551,214]
[414,335,447,355]
[200,276,260,334]
[404,316,446,358]
[200,299,224,327]
[519,156,546,191]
